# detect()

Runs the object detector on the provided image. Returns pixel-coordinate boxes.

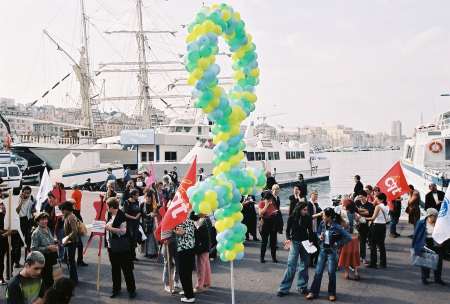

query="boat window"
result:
[246,152,255,161]
[268,152,280,160]
[255,152,265,160]
[299,151,305,159]
[184,127,192,132]
[198,127,202,135]
[176,127,183,132]
[446,139,450,160]
[0,168,6,177]
[148,152,155,162]
[286,151,291,160]
[165,151,177,162]
[8,166,20,177]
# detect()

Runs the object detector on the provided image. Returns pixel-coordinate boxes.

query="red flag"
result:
[376,161,409,203]
[156,156,197,241]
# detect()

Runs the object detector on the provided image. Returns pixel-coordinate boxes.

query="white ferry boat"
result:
[143,123,331,186]
[401,111,450,198]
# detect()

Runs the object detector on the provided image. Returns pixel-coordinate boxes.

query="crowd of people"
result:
[1,168,448,303]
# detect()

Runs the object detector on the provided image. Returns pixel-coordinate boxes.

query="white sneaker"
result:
[164,286,172,293]
[174,282,182,289]
[181,297,195,303]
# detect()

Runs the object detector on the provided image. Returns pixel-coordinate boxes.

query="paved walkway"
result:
[1,221,449,303]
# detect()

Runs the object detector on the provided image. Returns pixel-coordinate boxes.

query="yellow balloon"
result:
[198,58,210,70]
[250,68,260,78]
[204,190,217,203]
[199,201,212,214]
[215,220,225,232]
[222,9,231,21]
[223,217,234,228]
[232,212,243,222]
[225,250,236,261]
[234,243,244,253]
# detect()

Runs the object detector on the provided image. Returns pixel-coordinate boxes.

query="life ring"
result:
[429,141,443,153]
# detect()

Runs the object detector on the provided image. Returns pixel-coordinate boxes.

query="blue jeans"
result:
[390,216,399,235]
[278,241,309,293]
[309,248,337,297]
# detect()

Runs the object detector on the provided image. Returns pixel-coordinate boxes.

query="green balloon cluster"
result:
[185,3,266,262]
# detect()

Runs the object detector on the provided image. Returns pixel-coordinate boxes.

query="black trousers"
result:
[42,255,55,290]
[260,218,277,261]
[358,224,370,260]
[178,249,195,299]
[421,238,444,281]
[108,249,136,294]
[19,216,31,251]
[370,224,386,267]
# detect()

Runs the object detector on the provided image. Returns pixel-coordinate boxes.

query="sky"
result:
[2,0,450,136]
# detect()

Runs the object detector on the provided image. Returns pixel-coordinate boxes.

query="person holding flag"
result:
[156,157,198,301]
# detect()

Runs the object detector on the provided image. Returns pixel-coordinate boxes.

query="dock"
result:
[2,220,445,304]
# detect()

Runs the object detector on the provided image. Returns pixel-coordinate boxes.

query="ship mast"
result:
[79,0,94,130]
[136,0,152,127]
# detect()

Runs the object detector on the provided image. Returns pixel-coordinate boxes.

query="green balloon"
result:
[199,46,212,57]
[188,51,200,63]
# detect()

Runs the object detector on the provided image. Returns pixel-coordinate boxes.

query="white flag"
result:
[35,168,53,212]
[432,188,450,244]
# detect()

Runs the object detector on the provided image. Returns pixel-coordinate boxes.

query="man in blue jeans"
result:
[277,202,315,297]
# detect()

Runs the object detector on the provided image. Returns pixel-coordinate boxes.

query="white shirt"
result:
[18,198,33,218]
[374,204,389,224]
[433,193,439,205]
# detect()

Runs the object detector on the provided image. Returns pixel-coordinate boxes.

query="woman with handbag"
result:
[31,212,59,290]
[366,192,390,268]
[106,197,137,299]
[412,208,446,285]
[258,191,279,263]
[140,191,158,258]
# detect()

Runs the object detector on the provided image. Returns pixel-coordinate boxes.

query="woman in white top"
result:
[366,192,389,268]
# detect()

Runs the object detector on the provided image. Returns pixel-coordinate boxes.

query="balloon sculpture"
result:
[186,3,266,262]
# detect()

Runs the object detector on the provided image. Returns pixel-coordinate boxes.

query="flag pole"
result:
[166,243,174,292]
[230,261,235,304]
[7,190,12,280]
[96,236,102,292]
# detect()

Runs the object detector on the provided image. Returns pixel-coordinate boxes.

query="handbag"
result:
[110,235,131,253]
[77,220,88,236]
[410,247,439,270]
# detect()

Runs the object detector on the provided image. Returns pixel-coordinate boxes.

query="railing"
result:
[274,168,331,185]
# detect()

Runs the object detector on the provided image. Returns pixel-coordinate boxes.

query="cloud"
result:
[402,27,444,54]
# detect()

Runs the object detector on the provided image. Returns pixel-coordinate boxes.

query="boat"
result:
[49,151,123,187]
[142,122,331,186]
[401,111,450,198]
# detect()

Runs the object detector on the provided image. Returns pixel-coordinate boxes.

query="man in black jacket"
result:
[425,183,445,211]
[277,202,314,297]
[294,174,308,198]
[307,191,322,267]
[352,175,364,199]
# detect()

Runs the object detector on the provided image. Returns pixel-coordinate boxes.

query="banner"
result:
[158,156,197,240]
[35,168,53,212]
[433,189,450,244]
[376,161,409,203]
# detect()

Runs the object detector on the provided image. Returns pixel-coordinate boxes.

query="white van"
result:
[0,163,23,195]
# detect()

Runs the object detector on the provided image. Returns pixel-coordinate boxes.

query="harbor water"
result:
[279,150,402,207]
